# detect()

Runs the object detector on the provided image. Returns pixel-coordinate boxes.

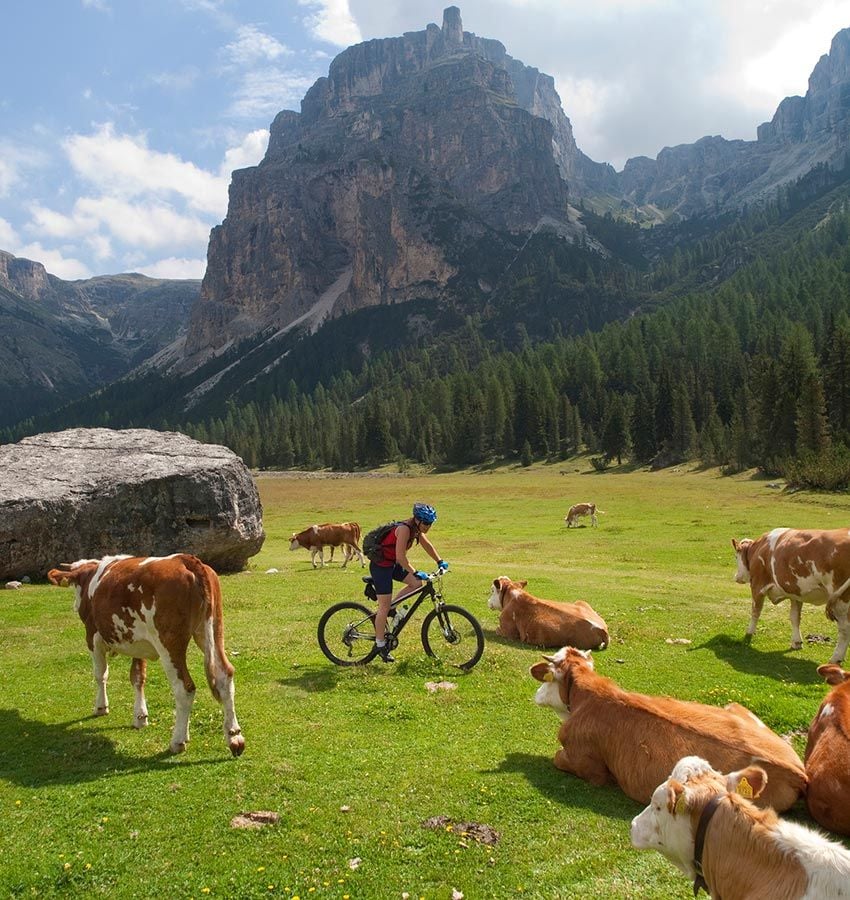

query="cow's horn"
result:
[542,654,556,663]
[59,562,73,570]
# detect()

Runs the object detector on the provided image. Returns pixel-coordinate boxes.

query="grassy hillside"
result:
[1,463,849,898]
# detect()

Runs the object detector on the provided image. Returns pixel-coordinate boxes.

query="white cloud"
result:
[63,124,228,215]
[220,128,269,174]
[0,216,18,249]
[300,0,362,46]
[15,241,92,280]
[81,0,111,13]
[224,25,291,66]
[227,68,317,118]
[137,256,207,279]
[149,67,201,91]
[0,140,49,198]
[74,196,212,249]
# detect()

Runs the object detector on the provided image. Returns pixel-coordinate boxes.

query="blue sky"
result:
[2,0,849,280]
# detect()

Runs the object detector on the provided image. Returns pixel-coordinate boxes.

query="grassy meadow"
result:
[3,462,850,898]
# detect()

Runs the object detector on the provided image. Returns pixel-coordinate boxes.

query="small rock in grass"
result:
[230,811,280,829]
[665,638,692,645]
[5,581,23,590]
[425,681,457,692]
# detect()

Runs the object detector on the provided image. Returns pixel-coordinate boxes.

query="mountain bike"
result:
[317,570,484,670]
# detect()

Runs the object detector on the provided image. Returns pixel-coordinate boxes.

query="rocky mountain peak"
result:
[442,5,463,45]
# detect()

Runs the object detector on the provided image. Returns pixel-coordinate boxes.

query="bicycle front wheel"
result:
[421,604,484,671]
[318,602,379,666]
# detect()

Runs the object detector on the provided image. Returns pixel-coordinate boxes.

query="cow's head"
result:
[289,534,301,551]
[488,576,527,611]
[48,559,101,618]
[731,538,753,584]
[529,646,594,720]
[817,663,850,686]
[630,756,767,877]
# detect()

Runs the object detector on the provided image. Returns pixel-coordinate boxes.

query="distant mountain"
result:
[175,7,850,379]
[0,251,199,427]
[6,7,850,439]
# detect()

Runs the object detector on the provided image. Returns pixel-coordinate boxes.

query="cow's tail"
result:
[183,555,234,701]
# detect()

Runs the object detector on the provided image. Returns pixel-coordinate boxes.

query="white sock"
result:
[376,639,386,648]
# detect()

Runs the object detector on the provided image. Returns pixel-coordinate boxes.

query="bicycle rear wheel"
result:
[420,604,484,671]
[318,602,379,666]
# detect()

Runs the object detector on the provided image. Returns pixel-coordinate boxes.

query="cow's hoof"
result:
[94,706,109,716]
[133,715,149,729]
[790,642,803,651]
[169,740,187,754]
[829,654,845,665]
[229,734,246,757]
[742,633,754,645]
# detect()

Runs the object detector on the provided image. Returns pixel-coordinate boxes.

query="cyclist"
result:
[372,502,449,662]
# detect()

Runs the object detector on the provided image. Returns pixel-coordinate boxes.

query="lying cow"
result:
[289,522,365,568]
[631,756,850,899]
[48,554,244,757]
[530,646,805,810]
[564,502,603,528]
[488,576,608,649]
[732,528,850,663]
[805,663,850,836]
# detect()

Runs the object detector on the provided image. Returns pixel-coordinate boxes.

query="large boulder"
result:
[0,428,265,579]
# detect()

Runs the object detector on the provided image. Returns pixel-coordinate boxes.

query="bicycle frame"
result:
[363,573,444,641]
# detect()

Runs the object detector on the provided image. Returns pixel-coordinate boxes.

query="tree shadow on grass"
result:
[484,751,639,822]
[691,633,824,685]
[0,708,229,788]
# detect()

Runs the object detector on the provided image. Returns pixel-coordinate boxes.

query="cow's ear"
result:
[530,661,556,683]
[731,538,740,551]
[519,580,528,589]
[666,781,686,816]
[817,664,850,685]
[727,766,767,800]
[48,568,76,587]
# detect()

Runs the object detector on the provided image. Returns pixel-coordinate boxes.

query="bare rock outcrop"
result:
[0,428,265,579]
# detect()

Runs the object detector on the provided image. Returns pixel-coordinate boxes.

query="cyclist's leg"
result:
[392,565,421,602]
[370,562,395,648]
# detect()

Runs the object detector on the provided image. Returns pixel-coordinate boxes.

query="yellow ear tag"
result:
[543,672,554,682]
[674,794,687,815]
[736,777,754,799]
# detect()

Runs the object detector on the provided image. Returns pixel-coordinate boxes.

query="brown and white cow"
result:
[48,554,244,757]
[564,502,603,528]
[805,663,850,836]
[732,528,850,663]
[488,576,609,649]
[530,647,806,810]
[631,756,850,899]
[289,522,365,568]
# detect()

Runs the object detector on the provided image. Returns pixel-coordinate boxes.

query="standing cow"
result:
[289,522,365,568]
[565,502,603,528]
[48,554,244,757]
[732,528,850,663]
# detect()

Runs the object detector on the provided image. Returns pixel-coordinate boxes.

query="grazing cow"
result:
[732,528,850,663]
[530,647,805,810]
[488,576,609,649]
[631,756,850,899]
[289,522,365,568]
[805,663,850,836]
[48,554,244,757]
[564,502,603,528]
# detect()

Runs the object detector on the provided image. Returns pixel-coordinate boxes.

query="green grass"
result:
[2,462,850,898]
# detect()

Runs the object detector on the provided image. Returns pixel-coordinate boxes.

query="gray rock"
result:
[5,581,22,590]
[0,428,265,579]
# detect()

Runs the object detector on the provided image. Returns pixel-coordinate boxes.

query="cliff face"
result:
[0,250,199,427]
[618,28,850,219]
[183,7,588,364]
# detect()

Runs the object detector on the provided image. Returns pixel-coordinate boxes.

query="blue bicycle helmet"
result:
[412,502,437,524]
